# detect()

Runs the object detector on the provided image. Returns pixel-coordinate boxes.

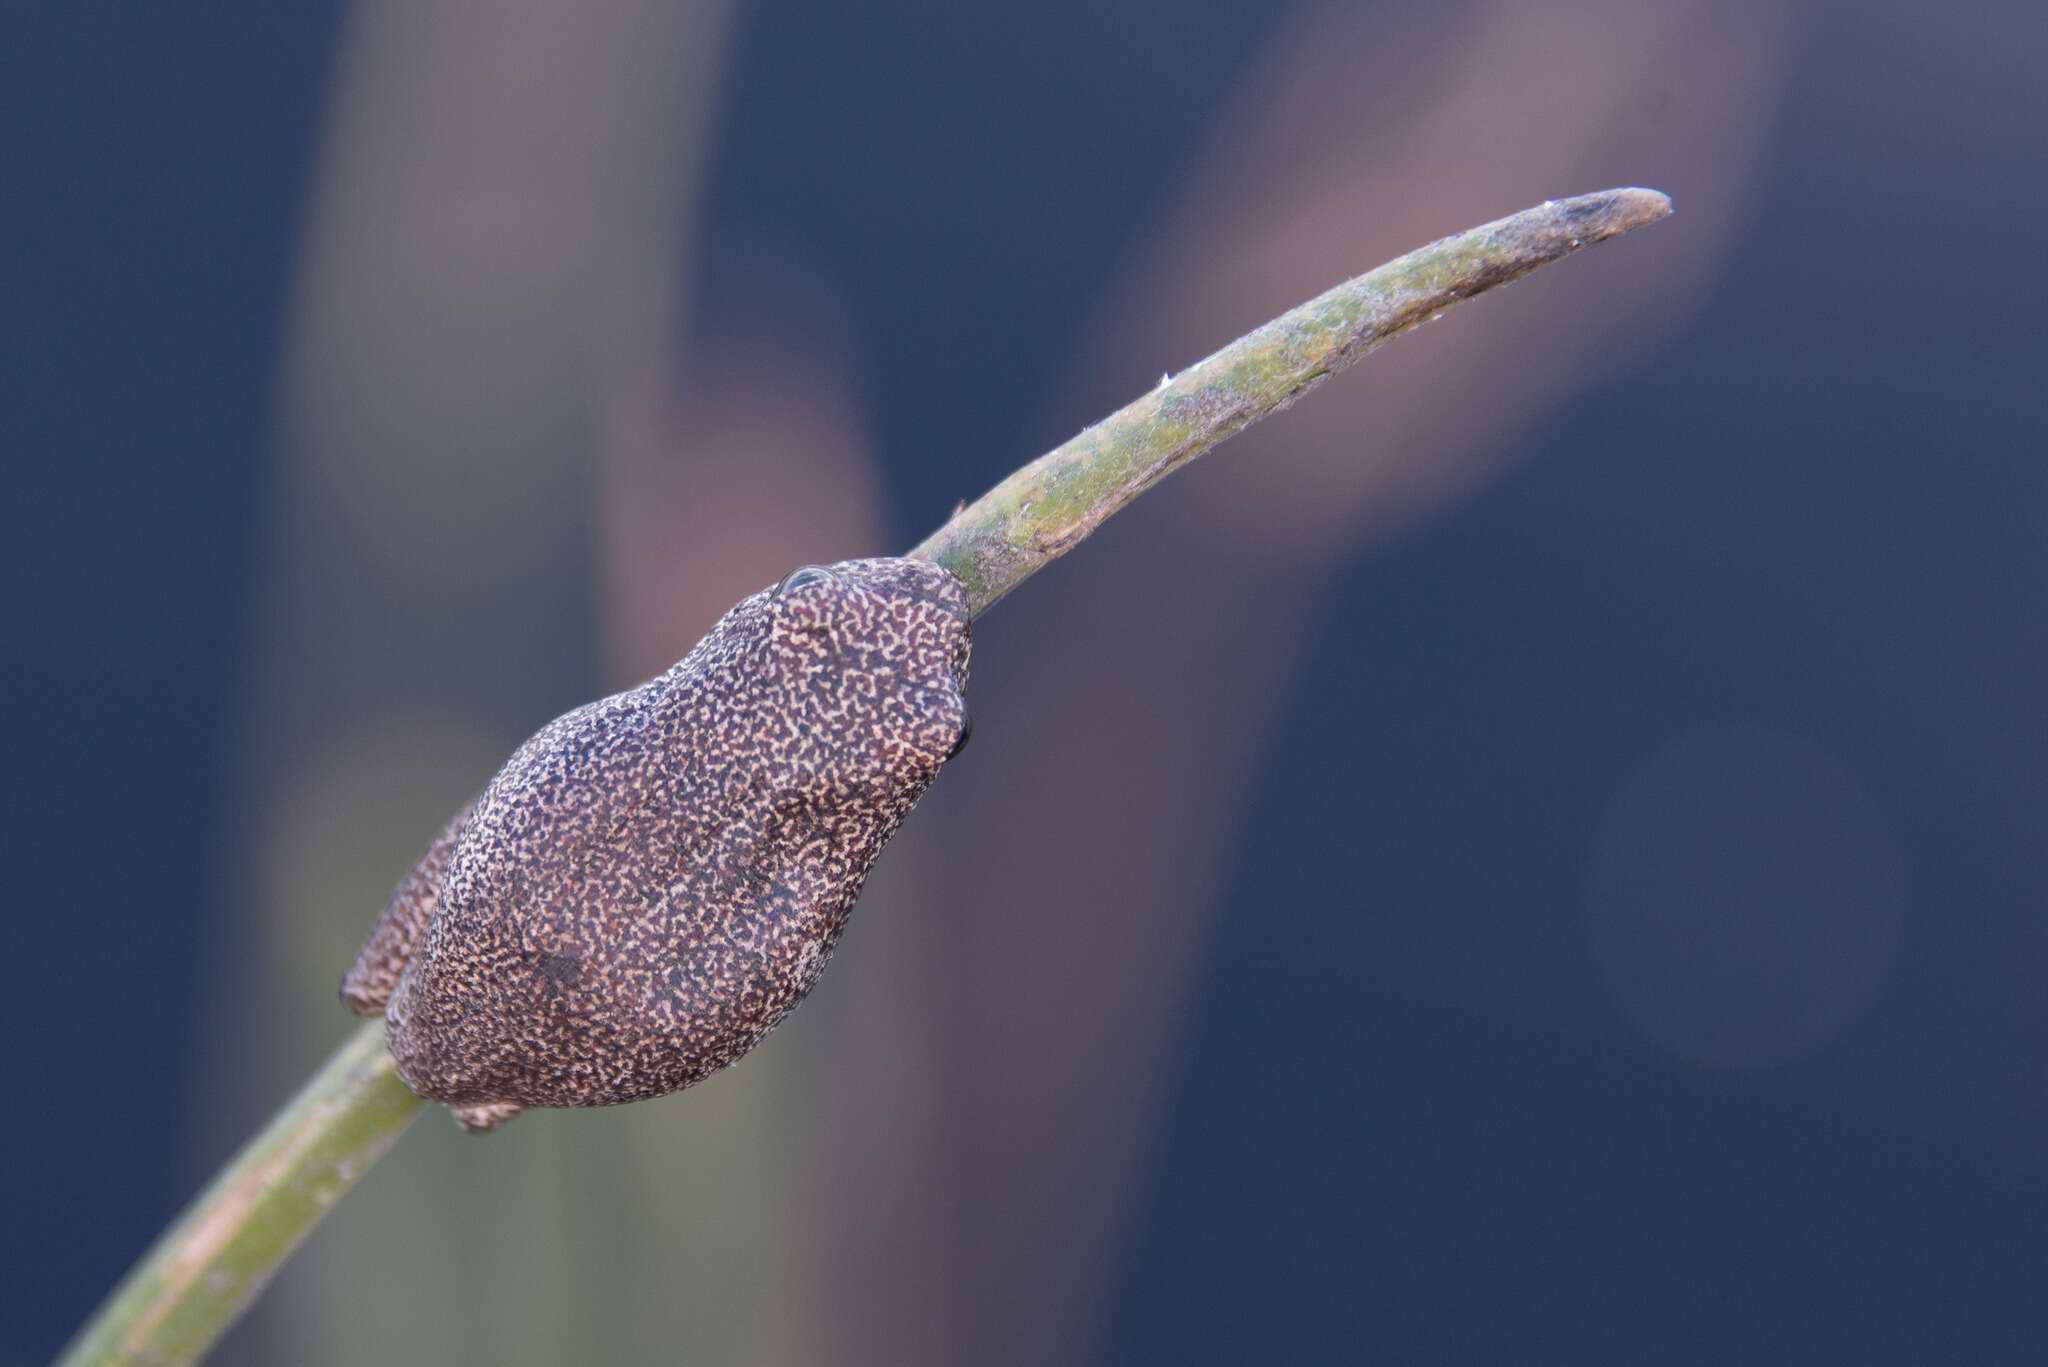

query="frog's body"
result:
[342,558,972,1131]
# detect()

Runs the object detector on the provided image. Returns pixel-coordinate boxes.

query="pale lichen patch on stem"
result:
[912,187,1670,616]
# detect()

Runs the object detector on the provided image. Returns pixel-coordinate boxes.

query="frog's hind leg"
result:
[340,796,478,1016]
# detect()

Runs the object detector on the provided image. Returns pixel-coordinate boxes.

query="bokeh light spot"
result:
[1584,725,1903,1069]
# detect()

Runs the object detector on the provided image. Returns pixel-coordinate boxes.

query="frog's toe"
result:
[449,1100,523,1133]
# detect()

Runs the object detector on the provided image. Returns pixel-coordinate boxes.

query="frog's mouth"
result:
[888,560,974,693]
[948,614,973,693]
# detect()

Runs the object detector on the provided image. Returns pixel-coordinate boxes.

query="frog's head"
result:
[750,557,973,803]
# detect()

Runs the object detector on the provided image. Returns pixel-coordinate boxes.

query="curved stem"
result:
[57,187,1670,1367]
[912,187,1671,613]
[56,1020,420,1367]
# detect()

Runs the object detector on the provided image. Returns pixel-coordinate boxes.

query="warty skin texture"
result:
[341,558,973,1131]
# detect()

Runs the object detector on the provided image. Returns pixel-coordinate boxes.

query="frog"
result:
[341,557,973,1131]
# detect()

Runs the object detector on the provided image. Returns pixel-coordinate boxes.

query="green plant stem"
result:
[57,186,1670,1367]
[56,1019,420,1367]
[912,187,1673,612]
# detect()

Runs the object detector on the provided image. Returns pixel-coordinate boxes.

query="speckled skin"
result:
[341,558,971,1131]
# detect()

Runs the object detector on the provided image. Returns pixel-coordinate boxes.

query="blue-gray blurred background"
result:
[6,1,2046,1362]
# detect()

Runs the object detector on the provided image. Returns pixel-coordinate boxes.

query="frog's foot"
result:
[449,1100,523,1133]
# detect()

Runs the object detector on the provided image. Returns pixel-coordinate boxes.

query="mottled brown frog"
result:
[341,557,973,1131]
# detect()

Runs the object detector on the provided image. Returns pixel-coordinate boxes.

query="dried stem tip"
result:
[912,187,1674,616]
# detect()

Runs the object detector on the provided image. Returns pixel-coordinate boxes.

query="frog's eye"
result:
[775,564,845,597]
[947,711,974,760]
